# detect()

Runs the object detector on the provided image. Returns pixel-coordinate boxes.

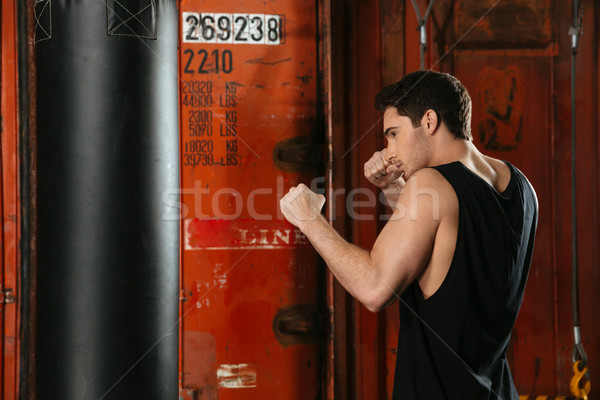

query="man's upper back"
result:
[418,156,515,298]
[392,160,538,400]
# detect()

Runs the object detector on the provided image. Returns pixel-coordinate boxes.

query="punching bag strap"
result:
[409,0,435,70]
[34,0,52,43]
[106,0,157,39]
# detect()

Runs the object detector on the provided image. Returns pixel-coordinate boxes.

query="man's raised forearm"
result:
[297,215,383,311]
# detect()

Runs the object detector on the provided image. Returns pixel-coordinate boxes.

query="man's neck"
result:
[428,134,478,167]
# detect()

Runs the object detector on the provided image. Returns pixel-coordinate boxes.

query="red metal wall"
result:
[1,0,22,397]
[178,1,323,398]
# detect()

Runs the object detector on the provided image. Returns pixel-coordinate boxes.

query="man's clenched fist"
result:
[280,183,326,228]
[364,149,404,189]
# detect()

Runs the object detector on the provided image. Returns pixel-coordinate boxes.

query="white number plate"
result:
[183,12,284,45]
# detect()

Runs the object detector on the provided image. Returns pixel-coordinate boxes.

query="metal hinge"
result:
[179,288,191,303]
[0,288,15,304]
[179,386,198,400]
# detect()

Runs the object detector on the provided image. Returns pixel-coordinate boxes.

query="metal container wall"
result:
[1,1,22,397]
[178,0,322,398]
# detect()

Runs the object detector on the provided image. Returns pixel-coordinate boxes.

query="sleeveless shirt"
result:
[392,161,538,400]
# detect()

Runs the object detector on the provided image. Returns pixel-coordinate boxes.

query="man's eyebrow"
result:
[384,126,398,136]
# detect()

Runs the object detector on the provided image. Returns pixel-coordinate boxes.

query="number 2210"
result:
[183,49,233,74]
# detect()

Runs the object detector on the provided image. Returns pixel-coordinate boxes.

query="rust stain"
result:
[476,66,525,151]
[178,387,197,400]
[244,57,292,66]
[182,332,217,396]
[295,72,313,84]
[454,0,552,48]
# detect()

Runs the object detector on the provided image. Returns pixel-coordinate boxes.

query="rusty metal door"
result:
[444,1,598,396]
[178,1,323,398]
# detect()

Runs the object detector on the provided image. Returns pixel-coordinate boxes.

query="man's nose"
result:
[385,145,397,163]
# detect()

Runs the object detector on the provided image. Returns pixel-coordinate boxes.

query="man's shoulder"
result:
[401,167,458,218]
[408,165,456,194]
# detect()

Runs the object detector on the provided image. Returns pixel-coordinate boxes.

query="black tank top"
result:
[392,161,538,400]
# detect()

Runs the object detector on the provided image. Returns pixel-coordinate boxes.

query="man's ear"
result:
[422,109,438,135]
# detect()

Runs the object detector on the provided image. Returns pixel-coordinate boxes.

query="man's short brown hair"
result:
[375,71,472,140]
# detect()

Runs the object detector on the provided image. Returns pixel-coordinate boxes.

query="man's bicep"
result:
[370,170,443,301]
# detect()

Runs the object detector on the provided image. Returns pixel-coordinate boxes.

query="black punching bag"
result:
[35,1,179,398]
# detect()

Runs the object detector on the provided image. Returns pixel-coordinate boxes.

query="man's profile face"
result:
[382,107,430,180]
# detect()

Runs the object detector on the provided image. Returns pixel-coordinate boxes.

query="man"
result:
[280,70,538,399]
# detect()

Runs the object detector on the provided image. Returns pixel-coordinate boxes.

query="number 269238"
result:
[183,13,284,45]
